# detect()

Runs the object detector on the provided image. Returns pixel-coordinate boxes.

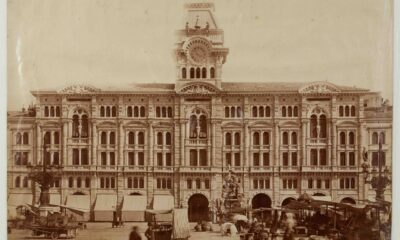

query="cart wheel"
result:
[50,232,59,240]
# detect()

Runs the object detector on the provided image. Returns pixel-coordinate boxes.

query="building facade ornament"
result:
[299,82,341,94]
[59,85,101,94]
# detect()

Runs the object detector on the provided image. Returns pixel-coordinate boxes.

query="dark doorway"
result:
[252,194,272,220]
[313,193,326,196]
[340,197,356,205]
[188,194,209,222]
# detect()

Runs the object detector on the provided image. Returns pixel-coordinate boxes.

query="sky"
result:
[7,0,393,110]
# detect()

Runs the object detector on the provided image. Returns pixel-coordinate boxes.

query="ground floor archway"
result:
[281,197,296,207]
[340,197,356,205]
[251,194,272,220]
[313,193,326,196]
[188,194,209,222]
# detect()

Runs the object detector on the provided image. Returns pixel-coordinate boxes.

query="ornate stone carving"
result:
[299,82,340,94]
[59,85,101,94]
[179,84,218,94]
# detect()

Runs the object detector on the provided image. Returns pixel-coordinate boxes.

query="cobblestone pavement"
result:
[8,223,243,240]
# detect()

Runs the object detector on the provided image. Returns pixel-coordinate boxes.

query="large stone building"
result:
[7,3,392,222]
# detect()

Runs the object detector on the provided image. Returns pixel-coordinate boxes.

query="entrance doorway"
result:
[281,197,296,207]
[188,194,209,222]
[340,197,356,205]
[252,194,272,220]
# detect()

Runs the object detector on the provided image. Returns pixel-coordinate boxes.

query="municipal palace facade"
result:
[7,3,392,222]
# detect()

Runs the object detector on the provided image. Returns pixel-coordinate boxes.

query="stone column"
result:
[91,121,97,165]
[118,121,124,166]
[274,123,280,166]
[331,121,337,167]
[211,121,216,166]
[301,120,308,166]
[244,121,250,167]
[62,121,68,165]
[149,122,154,166]
[36,124,41,165]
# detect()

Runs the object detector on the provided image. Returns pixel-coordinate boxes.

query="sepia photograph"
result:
[5,0,396,239]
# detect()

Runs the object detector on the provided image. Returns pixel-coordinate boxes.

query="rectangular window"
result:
[225,153,232,166]
[317,179,322,189]
[282,152,289,166]
[81,149,88,165]
[190,150,197,166]
[101,152,107,165]
[325,179,330,189]
[349,152,355,166]
[293,179,297,189]
[204,179,210,189]
[319,149,327,165]
[372,152,378,166]
[291,152,297,166]
[128,152,135,165]
[311,149,318,165]
[253,179,258,189]
[259,179,264,189]
[166,153,172,166]
[253,153,260,166]
[109,152,115,165]
[263,152,270,166]
[340,179,344,189]
[283,179,287,189]
[265,179,270,189]
[157,153,163,166]
[234,153,241,166]
[73,149,79,165]
[340,152,346,166]
[200,149,207,166]
[138,152,144,165]
[308,179,313,189]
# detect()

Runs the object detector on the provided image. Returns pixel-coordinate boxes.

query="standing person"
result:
[145,223,153,240]
[129,226,142,240]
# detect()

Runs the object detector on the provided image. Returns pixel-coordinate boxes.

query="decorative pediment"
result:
[178,83,219,94]
[59,85,101,94]
[299,82,340,94]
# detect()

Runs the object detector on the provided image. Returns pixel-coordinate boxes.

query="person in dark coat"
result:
[129,226,142,240]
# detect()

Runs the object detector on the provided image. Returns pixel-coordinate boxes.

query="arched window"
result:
[202,67,207,78]
[56,106,61,117]
[101,132,107,144]
[134,106,139,117]
[319,149,327,165]
[210,67,215,78]
[16,133,22,144]
[252,106,258,117]
[266,106,271,117]
[167,179,172,189]
[259,106,264,117]
[293,106,298,117]
[339,106,343,117]
[106,106,111,117]
[44,132,51,145]
[311,149,318,165]
[282,132,289,145]
[225,133,232,146]
[77,177,82,188]
[168,107,173,118]
[291,132,297,145]
[111,178,116,188]
[140,106,145,117]
[156,107,161,117]
[351,106,356,116]
[138,132,144,145]
[205,179,210,189]
[340,132,346,145]
[253,132,260,145]
[44,106,49,117]
[15,176,21,188]
[162,107,167,118]
[319,115,327,138]
[189,115,197,138]
[128,132,135,145]
[166,132,172,145]
[22,132,29,144]
[282,106,286,117]
[288,106,292,117]
[190,68,195,79]
[196,67,201,78]
[50,106,55,117]
[100,106,105,117]
[72,115,79,138]
[349,132,355,145]
[54,132,59,144]
[85,177,90,188]
[81,115,89,138]
[372,132,378,144]
[100,178,105,188]
[157,132,163,145]
[182,67,187,79]
[230,107,235,118]
[234,133,241,145]
[196,178,201,189]
[310,115,318,138]
[237,107,241,117]
[111,106,117,117]
[68,177,74,188]
[187,179,192,189]
[345,106,350,116]
[15,153,21,165]
[109,132,116,145]
[199,115,207,138]
[225,107,230,117]
[263,132,269,145]
[380,132,385,144]
[23,177,28,188]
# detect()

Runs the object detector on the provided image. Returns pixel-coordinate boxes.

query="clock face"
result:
[188,45,208,64]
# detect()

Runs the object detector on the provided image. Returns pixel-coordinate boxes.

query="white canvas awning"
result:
[8,193,33,207]
[50,194,61,205]
[313,196,332,201]
[122,195,147,211]
[65,195,91,211]
[152,195,174,210]
[94,195,117,211]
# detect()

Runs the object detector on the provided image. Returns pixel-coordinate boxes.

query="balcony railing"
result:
[280,166,300,172]
[308,138,328,144]
[250,166,273,172]
[302,165,332,171]
[186,139,208,145]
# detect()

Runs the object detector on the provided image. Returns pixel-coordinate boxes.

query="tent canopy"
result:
[152,195,174,210]
[65,195,91,211]
[122,195,147,211]
[94,195,117,211]
[8,193,33,207]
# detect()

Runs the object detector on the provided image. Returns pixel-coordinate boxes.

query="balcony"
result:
[69,138,89,144]
[224,145,242,151]
[280,166,301,172]
[124,165,147,172]
[179,166,212,172]
[308,138,328,144]
[250,166,273,172]
[336,166,358,172]
[251,145,270,151]
[62,165,92,171]
[302,165,332,172]
[153,166,174,172]
[96,165,118,171]
[186,139,208,145]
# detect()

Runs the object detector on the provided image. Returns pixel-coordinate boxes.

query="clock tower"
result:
[174,3,229,90]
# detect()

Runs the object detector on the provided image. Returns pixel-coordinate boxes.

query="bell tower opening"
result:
[174,3,229,90]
